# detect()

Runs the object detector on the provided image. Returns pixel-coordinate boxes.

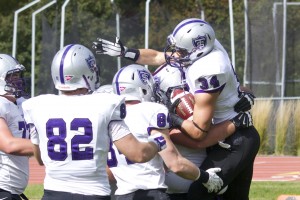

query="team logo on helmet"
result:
[64,75,73,82]
[85,55,96,72]
[138,70,151,85]
[192,35,207,50]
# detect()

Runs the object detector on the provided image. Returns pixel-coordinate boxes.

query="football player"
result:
[21,44,168,200]
[153,63,254,200]
[106,64,223,200]
[0,54,33,200]
[92,18,260,200]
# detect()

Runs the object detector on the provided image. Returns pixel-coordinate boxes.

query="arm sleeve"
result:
[109,120,131,142]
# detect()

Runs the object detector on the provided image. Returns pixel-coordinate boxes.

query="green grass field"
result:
[24,181,300,200]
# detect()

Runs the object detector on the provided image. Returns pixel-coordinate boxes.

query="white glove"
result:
[202,167,223,193]
[92,37,127,56]
[148,133,167,151]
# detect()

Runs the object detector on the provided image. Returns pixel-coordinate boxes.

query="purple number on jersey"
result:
[157,113,167,127]
[46,118,93,161]
[107,140,117,167]
[120,103,126,119]
[198,75,220,90]
[210,75,220,88]
[19,121,30,139]
[107,141,134,168]
[71,118,93,160]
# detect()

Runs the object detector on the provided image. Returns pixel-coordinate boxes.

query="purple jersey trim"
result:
[59,44,74,84]
[173,19,208,36]
[195,83,226,94]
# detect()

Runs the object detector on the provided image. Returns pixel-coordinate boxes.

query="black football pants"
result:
[187,126,260,200]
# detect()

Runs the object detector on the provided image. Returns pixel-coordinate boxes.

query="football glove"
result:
[201,167,224,193]
[169,113,184,129]
[92,37,127,57]
[234,91,256,113]
[148,133,167,151]
[92,37,140,62]
[230,111,253,129]
[155,89,170,105]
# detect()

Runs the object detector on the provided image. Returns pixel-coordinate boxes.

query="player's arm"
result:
[26,123,44,165]
[180,92,218,141]
[0,118,34,156]
[92,37,165,66]
[170,111,253,149]
[157,129,223,191]
[136,49,166,66]
[113,132,164,163]
[106,165,116,184]
[33,144,43,165]
[169,120,235,149]
[156,128,200,180]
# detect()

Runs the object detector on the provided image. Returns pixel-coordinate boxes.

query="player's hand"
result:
[230,111,253,129]
[167,98,181,114]
[92,37,127,57]
[156,89,181,115]
[148,133,166,151]
[202,168,223,193]
[234,91,256,113]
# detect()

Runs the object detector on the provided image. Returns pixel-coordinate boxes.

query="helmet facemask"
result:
[164,35,192,68]
[4,65,27,98]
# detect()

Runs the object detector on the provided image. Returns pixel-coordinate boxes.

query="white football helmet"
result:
[164,18,215,68]
[0,54,27,97]
[51,44,100,92]
[112,64,155,102]
[153,63,188,93]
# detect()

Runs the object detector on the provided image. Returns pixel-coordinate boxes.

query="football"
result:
[170,88,195,120]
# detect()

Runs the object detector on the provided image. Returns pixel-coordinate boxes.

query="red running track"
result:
[28,155,300,184]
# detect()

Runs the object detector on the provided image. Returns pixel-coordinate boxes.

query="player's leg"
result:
[0,188,12,200]
[222,163,254,200]
[222,128,260,200]
[167,193,188,200]
[187,127,260,200]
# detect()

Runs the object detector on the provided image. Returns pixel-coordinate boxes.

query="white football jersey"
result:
[0,97,30,194]
[107,102,170,195]
[22,93,130,196]
[185,39,240,124]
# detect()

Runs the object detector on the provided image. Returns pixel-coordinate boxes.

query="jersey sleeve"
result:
[148,103,170,134]
[21,98,40,145]
[109,120,131,142]
[109,94,127,121]
[194,73,227,93]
